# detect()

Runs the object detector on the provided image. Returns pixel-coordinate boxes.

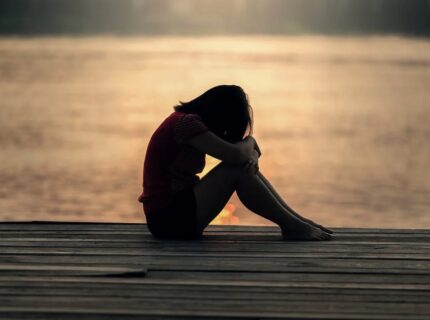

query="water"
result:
[1,36,429,228]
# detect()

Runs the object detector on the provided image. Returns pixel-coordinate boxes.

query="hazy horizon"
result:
[1,0,429,37]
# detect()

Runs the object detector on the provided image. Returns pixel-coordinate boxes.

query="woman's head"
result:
[174,85,253,143]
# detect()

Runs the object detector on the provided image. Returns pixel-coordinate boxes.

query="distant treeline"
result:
[1,0,429,36]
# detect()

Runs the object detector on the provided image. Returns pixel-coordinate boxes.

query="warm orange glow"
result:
[198,157,241,225]
[1,36,430,228]
[211,203,240,225]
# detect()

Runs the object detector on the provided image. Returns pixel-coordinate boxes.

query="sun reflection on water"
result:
[211,203,240,225]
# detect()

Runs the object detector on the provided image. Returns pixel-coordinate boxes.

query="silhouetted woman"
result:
[139,85,332,240]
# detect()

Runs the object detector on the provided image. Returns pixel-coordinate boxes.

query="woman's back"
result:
[138,111,209,213]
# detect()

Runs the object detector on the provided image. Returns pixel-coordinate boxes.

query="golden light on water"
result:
[1,36,430,227]
[212,203,240,225]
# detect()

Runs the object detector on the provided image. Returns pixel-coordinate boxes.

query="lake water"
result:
[1,36,429,228]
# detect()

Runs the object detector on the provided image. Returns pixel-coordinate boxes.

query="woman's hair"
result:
[173,85,253,143]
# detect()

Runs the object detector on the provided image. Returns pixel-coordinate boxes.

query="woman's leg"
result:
[256,172,333,234]
[193,162,331,240]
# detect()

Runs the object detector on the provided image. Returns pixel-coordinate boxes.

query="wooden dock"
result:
[0,222,429,319]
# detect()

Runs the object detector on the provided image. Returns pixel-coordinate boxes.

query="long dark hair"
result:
[173,85,253,143]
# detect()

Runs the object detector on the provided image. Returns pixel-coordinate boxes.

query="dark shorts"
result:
[144,187,202,240]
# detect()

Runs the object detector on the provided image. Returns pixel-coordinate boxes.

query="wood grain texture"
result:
[0,222,429,319]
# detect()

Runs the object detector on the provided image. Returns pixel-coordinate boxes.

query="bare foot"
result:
[282,223,332,241]
[302,218,333,234]
[311,222,333,234]
[317,224,333,234]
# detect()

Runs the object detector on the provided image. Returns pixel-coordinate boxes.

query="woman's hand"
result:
[186,132,260,165]
[254,139,262,158]
[245,135,262,158]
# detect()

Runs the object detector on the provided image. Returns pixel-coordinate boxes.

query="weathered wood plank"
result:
[0,223,428,320]
[2,229,430,237]
[147,270,430,286]
[0,312,426,320]
[0,223,428,235]
[1,280,428,295]
[0,286,428,304]
[0,313,230,320]
[1,247,430,260]
[1,254,430,274]
[1,237,429,248]
[0,314,235,320]
[2,238,429,248]
[0,264,146,277]
[1,273,430,288]
[1,231,429,245]
[1,241,429,253]
[1,297,429,317]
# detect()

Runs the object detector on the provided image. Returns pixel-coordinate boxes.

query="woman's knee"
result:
[196,161,250,194]
[214,161,251,182]
[216,161,243,173]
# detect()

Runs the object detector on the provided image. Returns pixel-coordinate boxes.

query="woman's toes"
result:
[307,219,332,234]
[317,224,333,234]
[282,222,333,241]
[324,227,334,234]
[315,229,330,241]
[324,233,332,240]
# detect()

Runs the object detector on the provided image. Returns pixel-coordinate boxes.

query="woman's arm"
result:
[186,131,257,164]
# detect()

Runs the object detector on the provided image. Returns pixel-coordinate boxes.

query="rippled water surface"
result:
[1,36,429,227]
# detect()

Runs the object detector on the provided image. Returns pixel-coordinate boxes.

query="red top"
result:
[138,111,209,214]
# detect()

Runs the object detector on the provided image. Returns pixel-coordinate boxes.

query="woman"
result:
[138,85,332,240]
